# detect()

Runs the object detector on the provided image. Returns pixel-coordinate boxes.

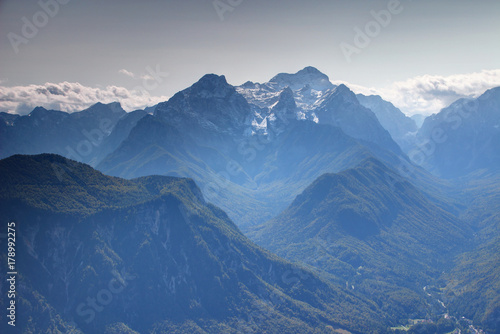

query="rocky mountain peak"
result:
[269,87,298,129]
[189,74,234,98]
[29,106,49,115]
[269,66,334,91]
[276,87,296,107]
[79,101,126,115]
[321,84,358,106]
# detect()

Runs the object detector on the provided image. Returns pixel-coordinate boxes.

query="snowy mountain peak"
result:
[235,68,400,144]
[269,66,334,91]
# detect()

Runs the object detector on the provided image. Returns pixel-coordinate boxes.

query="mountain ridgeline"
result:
[0,154,388,333]
[0,102,129,166]
[412,87,500,178]
[249,158,471,324]
[356,94,418,152]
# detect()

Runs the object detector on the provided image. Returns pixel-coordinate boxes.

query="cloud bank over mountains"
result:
[1,69,499,116]
[341,69,500,116]
[0,81,169,115]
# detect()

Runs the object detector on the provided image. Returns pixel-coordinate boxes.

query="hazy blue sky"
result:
[1,0,499,115]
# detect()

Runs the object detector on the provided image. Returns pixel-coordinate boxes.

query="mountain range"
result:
[412,87,500,178]
[93,69,413,228]
[0,102,128,166]
[0,154,388,333]
[249,158,471,325]
[1,66,499,333]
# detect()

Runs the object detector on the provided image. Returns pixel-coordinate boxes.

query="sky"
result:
[0,0,499,116]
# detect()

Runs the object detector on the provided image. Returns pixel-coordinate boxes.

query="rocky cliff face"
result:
[155,74,254,146]
[356,94,418,152]
[413,87,500,178]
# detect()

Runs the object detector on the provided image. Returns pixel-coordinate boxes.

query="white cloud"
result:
[118,69,157,81]
[0,82,169,115]
[118,69,136,78]
[141,74,155,81]
[334,69,500,116]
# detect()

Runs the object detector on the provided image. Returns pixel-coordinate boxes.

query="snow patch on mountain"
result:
[236,67,341,136]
